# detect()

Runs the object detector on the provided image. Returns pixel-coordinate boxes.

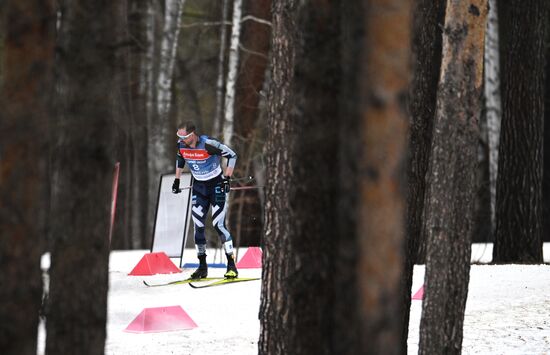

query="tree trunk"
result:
[484,0,501,237]
[231,0,271,247]
[258,1,298,354]
[109,0,131,250]
[259,1,345,355]
[223,0,243,145]
[419,1,487,354]
[333,1,364,353]
[358,0,411,353]
[45,1,117,353]
[127,0,154,249]
[213,0,230,137]
[279,1,342,353]
[406,0,446,265]
[472,0,500,245]
[493,0,548,263]
[147,0,185,242]
[402,0,445,350]
[157,0,186,121]
[174,57,204,123]
[260,1,411,353]
[544,15,550,244]
[0,2,54,354]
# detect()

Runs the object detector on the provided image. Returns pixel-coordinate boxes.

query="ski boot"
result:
[190,254,208,279]
[224,253,238,279]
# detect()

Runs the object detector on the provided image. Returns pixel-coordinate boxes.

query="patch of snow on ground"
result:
[38,244,550,355]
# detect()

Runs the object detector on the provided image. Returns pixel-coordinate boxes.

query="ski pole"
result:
[178,185,264,192]
[229,185,264,191]
[230,175,255,183]
[176,175,258,192]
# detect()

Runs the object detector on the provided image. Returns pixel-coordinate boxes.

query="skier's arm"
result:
[175,159,184,178]
[175,147,186,176]
[173,146,186,193]
[224,166,234,178]
[205,138,237,177]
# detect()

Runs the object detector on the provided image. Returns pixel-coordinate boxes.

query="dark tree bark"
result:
[260,0,342,353]
[280,1,341,353]
[0,2,55,354]
[357,0,411,354]
[333,0,364,353]
[472,133,492,244]
[401,0,445,351]
[406,0,445,266]
[45,1,117,353]
[231,0,271,247]
[110,0,131,250]
[260,0,410,354]
[493,0,548,263]
[122,0,154,249]
[544,16,550,243]
[258,1,297,354]
[419,1,487,354]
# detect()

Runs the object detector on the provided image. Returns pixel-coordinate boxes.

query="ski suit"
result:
[176,135,237,255]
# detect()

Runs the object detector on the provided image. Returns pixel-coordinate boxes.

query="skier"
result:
[171,121,239,279]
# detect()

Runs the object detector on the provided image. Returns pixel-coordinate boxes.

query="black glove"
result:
[221,176,231,193]
[172,178,180,194]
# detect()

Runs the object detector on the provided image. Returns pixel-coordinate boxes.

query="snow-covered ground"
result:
[409,265,550,355]
[38,244,550,355]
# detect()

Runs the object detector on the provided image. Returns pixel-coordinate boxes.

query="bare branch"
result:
[241,15,272,26]
[238,44,269,60]
[181,20,231,28]
[181,15,271,29]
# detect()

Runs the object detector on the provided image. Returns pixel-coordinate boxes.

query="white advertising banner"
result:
[151,172,193,263]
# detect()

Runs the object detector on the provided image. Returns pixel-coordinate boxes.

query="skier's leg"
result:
[190,188,210,278]
[212,184,238,278]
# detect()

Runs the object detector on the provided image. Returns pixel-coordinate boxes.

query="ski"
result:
[188,277,260,289]
[143,277,223,287]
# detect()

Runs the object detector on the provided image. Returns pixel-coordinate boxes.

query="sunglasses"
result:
[177,131,194,139]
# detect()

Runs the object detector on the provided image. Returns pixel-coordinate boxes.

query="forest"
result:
[1,0,549,354]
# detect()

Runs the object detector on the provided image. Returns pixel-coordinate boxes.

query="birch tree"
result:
[484,0,501,236]
[157,0,186,120]
[419,1,487,354]
[0,2,54,354]
[213,0,230,137]
[147,0,186,232]
[222,0,243,145]
[493,0,548,263]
